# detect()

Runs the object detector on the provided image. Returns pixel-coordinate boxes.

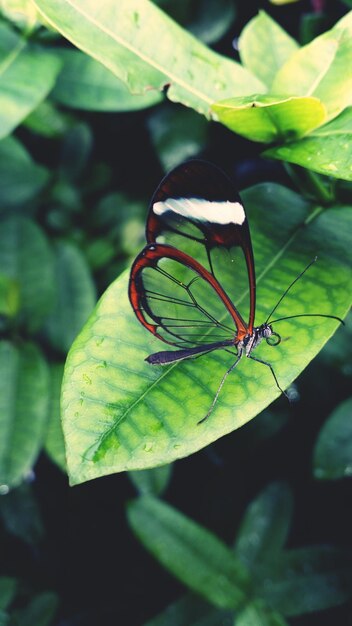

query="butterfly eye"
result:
[266,332,281,347]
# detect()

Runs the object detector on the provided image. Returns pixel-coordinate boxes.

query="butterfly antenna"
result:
[265,257,317,324]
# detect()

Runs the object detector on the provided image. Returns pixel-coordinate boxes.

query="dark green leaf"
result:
[0,610,9,626]
[313,396,352,479]
[127,496,250,609]
[0,21,62,138]
[319,310,352,376]
[0,136,49,210]
[59,122,92,181]
[44,363,66,472]
[61,184,351,484]
[0,341,49,490]
[265,107,352,181]
[212,95,326,143]
[44,240,96,353]
[0,578,18,611]
[148,104,208,170]
[239,11,298,88]
[235,483,293,569]
[258,546,352,617]
[129,464,172,496]
[0,217,55,332]
[187,0,236,45]
[14,592,58,626]
[32,0,265,116]
[0,483,44,545]
[52,48,163,111]
[144,593,231,626]
[24,100,73,137]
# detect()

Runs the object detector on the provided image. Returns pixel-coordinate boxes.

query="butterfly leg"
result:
[198,350,243,425]
[248,354,289,399]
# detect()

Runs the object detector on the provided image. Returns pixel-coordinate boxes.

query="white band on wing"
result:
[153,197,245,226]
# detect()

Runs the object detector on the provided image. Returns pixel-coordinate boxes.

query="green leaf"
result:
[0,21,62,138]
[0,610,9,626]
[0,577,18,611]
[144,593,228,626]
[61,184,351,485]
[272,12,352,121]
[0,341,49,490]
[148,104,208,170]
[129,464,172,496]
[236,600,288,626]
[235,483,293,570]
[313,396,352,479]
[0,274,20,319]
[14,592,58,626]
[59,122,92,182]
[32,0,265,116]
[43,240,96,353]
[127,496,250,609]
[52,48,163,111]
[0,217,55,332]
[259,546,352,616]
[0,483,44,544]
[0,0,41,30]
[186,0,236,46]
[239,11,298,88]
[44,363,66,472]
[0,136,49,210]
[319,310,352,376]
[212,95,326,143]
[24,99,73,137]
[265,107,352,181]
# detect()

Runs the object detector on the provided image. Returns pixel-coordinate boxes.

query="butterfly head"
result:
[260,323,281,347]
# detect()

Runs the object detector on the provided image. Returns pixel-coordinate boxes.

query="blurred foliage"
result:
[0,1,351,624]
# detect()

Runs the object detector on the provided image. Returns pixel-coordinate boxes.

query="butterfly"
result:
[128,160,342,422]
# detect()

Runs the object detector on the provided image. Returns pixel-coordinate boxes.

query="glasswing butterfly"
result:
[129,160,342,422]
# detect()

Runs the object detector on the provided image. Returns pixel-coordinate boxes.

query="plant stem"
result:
[285,164,334,204]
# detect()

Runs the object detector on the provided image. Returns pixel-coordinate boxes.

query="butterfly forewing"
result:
[146,160,256,333]
[130,244,241,349]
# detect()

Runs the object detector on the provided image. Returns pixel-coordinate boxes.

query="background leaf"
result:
[44,363,66,472]
[52,48,163,111]
[32,0,265,116]
[0,217,55,331]
[239,11,298,88]
[265,107,352,181]
[129,464,172,496]
[62,184,351,484]
[0,136,49,211]
[0,21,61,138]
[313,396,352,479]
[212,95,326,142]
[0,341,49,490]
[43,240,96,353]
[127,496,250,609]
[272,12,352,121]
[236,600,288,626]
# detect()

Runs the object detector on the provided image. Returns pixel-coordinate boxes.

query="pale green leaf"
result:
[0,274,19,318]
[265,106,352,181]
[32,0,265,116]
[61,183,351,485]
[0,136,49,210]
[212,95,326,143]
[127,496,250,609]
[272,11,352,121]
[236,601,288,626]
[43,240,96,353]
[44,363,66,472]
[0,21,62,138]
[52,48,163,111]
[0,577,17,611]
[313,396,352,479]
[239,11,298,88]
[235,483,293,569]
[0,341,49,490]
[129,464,172,496]
[0,0,40,30]
[0,217,55,332]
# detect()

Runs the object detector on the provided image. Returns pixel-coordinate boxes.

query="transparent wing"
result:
[129,244,245,348]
